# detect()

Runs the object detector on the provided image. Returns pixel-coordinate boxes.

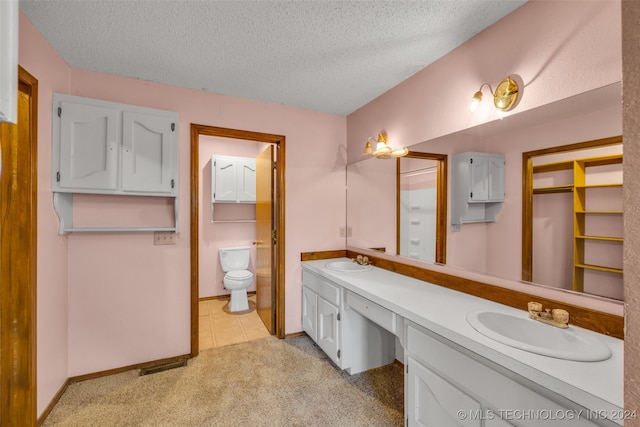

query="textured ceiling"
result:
[19,0,526,116]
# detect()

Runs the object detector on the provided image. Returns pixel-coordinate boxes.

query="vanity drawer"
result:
[302,270,340,306]
[346,290,397,334]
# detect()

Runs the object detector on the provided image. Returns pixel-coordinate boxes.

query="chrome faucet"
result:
[353,255,371,266]
[527,302,569,329]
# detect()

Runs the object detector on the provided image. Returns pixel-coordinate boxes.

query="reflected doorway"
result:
[396,152,447,264]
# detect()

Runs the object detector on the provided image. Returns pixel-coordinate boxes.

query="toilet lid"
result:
[226,270,253,280]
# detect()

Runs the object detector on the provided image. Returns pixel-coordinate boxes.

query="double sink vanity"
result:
[301,258,623,426]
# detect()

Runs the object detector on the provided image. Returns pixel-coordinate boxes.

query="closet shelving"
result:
[532,153,623,294]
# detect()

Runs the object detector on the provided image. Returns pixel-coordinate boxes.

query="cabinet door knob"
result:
[253,240,263,245]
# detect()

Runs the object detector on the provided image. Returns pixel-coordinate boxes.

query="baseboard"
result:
[69,353,191,383]
[37,378,71,426]
[284,331,307,339]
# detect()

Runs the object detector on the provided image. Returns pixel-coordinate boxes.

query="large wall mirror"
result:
[346,82,623,304]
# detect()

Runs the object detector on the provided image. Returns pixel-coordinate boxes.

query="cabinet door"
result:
[317,297,340,366]
[58,101,119,191]
[213,157,237,202]
[301,286,318,341]
[121,112,176,194]
[407,356,482,427]
[488,154,505,202]
[237,159,257,202]
[469,154,489,202]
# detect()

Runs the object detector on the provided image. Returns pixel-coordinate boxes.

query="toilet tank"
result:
[219,246,250,271]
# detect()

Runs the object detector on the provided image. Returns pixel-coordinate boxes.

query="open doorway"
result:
[190,125,285,356]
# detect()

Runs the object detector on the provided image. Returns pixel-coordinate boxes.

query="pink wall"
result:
[19,12,346,416]
[347,1,621,163]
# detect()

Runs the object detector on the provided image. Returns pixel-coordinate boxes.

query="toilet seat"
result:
[225,270,253,280]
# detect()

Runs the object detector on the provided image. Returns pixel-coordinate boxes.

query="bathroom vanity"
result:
[301,258,624,427]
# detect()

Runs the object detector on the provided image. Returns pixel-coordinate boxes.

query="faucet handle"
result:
[527,301,542,312]
[552,309,569,326]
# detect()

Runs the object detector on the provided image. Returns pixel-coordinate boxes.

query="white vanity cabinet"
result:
[301,270,396,374]
[451,152,505,226]
[405,322,614,427]
[53,94,178,196]
[211,155,256,203]
[301,270,342,366]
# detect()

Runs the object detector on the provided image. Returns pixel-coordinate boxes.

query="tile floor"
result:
[199,294,270,350]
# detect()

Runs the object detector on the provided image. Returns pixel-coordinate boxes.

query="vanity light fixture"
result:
[363,131,408,159]
[470,76,519,112]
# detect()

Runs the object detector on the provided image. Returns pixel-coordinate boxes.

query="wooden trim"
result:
[300,250,347,261]
[69,354,191,383]
[435,154,447,264]
[523,135,622,158]
[284,331,307,339]
[397,151,448,264]
[190,124,287,352]
[345,250,623,338]
[522,154,534,282]
[189,124,200,356]
[522,136,623,287]
[1,66,38,427]
[36,379,70,427]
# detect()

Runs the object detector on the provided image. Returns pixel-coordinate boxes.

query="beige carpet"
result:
[43,335,404,426]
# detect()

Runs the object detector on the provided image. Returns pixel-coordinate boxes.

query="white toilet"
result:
[219,246,254,312]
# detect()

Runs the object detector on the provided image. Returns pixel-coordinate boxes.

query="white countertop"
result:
[302,258,623,415]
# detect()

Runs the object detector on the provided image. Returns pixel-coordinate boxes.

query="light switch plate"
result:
[154,231,176,245]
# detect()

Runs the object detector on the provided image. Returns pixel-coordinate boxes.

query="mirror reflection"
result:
[346,83,623,302]
[397,153,447,264]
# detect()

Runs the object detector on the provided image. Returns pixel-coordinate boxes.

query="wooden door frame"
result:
[0,66,38,425]
[396,151,448,264]
[190,124,286,356]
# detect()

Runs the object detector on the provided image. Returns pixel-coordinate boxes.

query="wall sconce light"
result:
[470,76,519,112]
[363,131,408,159]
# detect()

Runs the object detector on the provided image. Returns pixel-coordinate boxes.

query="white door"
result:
[213,156,237,201]
[469,154,489,202]
[317,297,340,366]
[407,356,482,427]
[121,111,175,194]
[301,287,317,341]
[488,154,505,202]
[58,101,119,191]
[237,159,256,202]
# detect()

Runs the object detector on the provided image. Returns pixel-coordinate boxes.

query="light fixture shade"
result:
[470,90,483,112]
[364,131,408,159]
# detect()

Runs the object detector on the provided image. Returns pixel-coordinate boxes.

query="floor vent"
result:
[139,360,187,376]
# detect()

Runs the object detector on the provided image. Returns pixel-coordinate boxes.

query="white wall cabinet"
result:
[405,322,614,427]
[211,155,256,203]
[53,94,178,196]
[451,152,505,226]
[301,270,396,373]
[51,94,179,233]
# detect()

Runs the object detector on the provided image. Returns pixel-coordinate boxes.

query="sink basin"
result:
[466,309,612,362]
[325,261,372,272]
